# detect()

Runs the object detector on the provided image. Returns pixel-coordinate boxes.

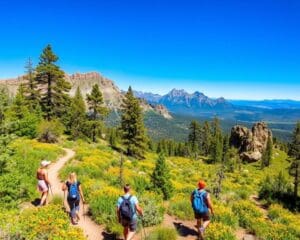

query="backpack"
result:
[119,195,134,221]
[192,189,208,214]
[68,182,79,200]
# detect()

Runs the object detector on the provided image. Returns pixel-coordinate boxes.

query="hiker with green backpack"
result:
[191,180,214,240]
[117,184,143,240]
[62,172,86,225]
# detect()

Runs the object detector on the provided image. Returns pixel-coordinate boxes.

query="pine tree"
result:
[288,122,300,202]
[120,86,147,159]
[86,84,109,142]
[0,88,9,129]
[151,154,173,200]
[202,121,211,155]
[35,44,71,120]
[6,86,41,138]
[69,87,87,140]
[188,120,202,157]
[210,118,223,163]
[222,135,230,163]
[261,134,273,169]
[23,58,39,110]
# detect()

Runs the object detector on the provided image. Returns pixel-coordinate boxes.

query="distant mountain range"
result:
[134,89,233,115]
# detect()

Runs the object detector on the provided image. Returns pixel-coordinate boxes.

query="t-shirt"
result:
[66,181,81,200]
[117,193,138,220]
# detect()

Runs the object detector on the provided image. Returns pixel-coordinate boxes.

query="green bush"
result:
[37,119,64,143]
[204,222,236,240]
[168,196,194,220]
[140,193,165,227]
[0,205,85,240]
[232,200,263,229]
[146,227,177,240]
[212,204,238,228]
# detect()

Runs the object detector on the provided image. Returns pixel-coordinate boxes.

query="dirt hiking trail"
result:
[48,148,104,240]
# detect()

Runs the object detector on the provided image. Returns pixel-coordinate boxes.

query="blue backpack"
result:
[120,195,134,221]
[192,189,208,214]
[68,182,79,200]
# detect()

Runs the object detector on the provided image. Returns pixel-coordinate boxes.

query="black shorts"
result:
[194,212,210,221]
[121,219,137,231]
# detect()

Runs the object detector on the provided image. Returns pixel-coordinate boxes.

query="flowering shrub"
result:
[168,195,194,220]
[0,205,85,240]
[204,222,236,240]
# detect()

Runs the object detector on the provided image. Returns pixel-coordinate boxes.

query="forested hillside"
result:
[0,45,299,240]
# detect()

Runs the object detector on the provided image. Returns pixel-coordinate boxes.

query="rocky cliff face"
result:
[230,122,272,162]
[0,72,171,118]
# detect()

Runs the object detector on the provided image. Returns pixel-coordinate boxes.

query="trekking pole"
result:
[141,216,147,240]
[49,185,54,197]
[82,200,86,222]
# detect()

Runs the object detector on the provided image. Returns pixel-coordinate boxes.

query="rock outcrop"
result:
[230,122,272,162]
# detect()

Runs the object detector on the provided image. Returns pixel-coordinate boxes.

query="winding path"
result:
[48,148,104,240]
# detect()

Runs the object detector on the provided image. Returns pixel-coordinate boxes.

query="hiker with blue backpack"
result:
[191,180,214,240]
[62,172,86,225]
[117,184,143,240]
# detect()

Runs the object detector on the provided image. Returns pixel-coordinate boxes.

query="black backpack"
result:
[119,195,134,221]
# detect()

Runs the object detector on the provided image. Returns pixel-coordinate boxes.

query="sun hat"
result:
[198,180,206,189]
[40,160,51,167]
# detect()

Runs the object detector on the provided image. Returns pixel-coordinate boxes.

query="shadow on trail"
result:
[102,232,122,240]
[173,222,198,237]
[31,198,41,206]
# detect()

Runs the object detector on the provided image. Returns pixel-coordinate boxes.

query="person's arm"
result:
[78,185,85,203]
[206,193,214,215]
[116,207,121,223]
[135,203,143,216]
[62,182,67,191]
[44,170,51,186]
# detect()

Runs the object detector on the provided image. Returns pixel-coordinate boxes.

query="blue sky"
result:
[0,0,299,100]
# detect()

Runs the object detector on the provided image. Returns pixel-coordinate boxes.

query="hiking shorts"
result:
[121,218,137,231]
[37,180,48,193]
[194,212,210,221]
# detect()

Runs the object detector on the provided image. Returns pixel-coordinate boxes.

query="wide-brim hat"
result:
[40,160,51,167]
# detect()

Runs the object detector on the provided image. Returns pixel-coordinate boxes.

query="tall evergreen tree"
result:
[151,154,173,200]
[188,120,202,156]
[202,121,211,155]
[261,134,273,169]
[86,84,109,142]
[0,88,9,129]
[210,118,223,163]
[222,135,230,163]
[23,58,39,110]
[288,122,300,202]
[120,86,147,159]
[35,44,71,120]
[69,87,87,140]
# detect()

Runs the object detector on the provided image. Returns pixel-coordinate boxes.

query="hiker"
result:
[116,184,143,240]
[191,180,214,240]
[36,160,51,206]
[62,172,85,225]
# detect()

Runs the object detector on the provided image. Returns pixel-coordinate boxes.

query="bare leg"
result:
[40,191,48,206]
[124,227,129,240]
[126,231,135,240]
[203,220,210,230]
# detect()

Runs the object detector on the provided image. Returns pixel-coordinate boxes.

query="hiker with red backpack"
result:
[117,184,143,240]
[62,172,86,225]
[191,180,214,240]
